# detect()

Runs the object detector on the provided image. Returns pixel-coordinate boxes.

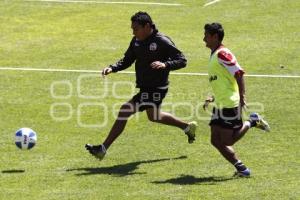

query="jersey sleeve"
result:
[217,49,244,76]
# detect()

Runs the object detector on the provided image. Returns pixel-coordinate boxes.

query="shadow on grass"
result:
[152,174,234,185]
[2,169,25,174]
[67,156,187,177]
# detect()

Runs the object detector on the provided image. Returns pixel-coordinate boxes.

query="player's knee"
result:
[146,109,161,122]
[147,114,159,122]
[147,116,155,122]
[118,103,135,118]
[211,138,221,149]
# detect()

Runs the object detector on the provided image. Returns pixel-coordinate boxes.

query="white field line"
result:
[0,67,299,78]
[203,0,221,7]
[26,0,183,6]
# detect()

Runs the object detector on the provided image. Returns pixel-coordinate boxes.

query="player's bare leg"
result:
[211,126,238,163]
[211,125,250,177]
[146,108,197,143]
[85,100,137,160]
[103,100,137,149]
[232,112,270,144]
[146,108,187,129]
[232,124,250,143]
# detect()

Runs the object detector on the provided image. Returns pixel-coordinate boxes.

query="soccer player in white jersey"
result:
[203,22,270,177]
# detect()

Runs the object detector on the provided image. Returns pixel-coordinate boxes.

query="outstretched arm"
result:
[102,39,136,76]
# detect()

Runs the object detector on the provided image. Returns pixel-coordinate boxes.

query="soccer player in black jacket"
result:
[86,12,197,160]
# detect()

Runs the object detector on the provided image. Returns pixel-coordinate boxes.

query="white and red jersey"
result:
[216,46,244,77]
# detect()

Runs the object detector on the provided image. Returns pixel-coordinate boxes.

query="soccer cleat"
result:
[249,113,270,132]
[185,121,198,144]
[233,168,251,178]
[85,144,106,160]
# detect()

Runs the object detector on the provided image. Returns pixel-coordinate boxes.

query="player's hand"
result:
[101,67,112,77]
[151,61,166,69]
[203,95,215,110]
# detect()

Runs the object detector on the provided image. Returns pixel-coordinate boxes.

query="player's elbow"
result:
[182,58,187,68]
[177,58,187,69]
[234,70,245,79]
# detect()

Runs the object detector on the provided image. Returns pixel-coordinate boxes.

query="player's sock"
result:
[101,144,107,153]
[234,160,247,172]
[183,125,190,133]
[245,120,257,128]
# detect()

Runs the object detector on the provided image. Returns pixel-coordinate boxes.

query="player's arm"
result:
[151,36,187,70]
[102,39,136,76]
[235,72,246,108]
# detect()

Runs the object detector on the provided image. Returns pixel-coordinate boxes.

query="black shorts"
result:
[131,88,168,112]
[209,107,243,129]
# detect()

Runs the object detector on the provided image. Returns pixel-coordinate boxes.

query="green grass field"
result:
[0,0,299,199]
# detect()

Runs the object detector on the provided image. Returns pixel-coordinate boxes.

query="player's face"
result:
[203,31,212,48]
[131,22,151,41]
[203,31,217,49]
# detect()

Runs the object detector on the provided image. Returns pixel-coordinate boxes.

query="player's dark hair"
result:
[131,11,154,28]
[204,23,224,42]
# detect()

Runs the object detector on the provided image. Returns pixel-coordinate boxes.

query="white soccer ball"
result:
[15,128,37,150]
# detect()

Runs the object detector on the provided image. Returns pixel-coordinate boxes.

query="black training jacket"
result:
[109,28,187,88]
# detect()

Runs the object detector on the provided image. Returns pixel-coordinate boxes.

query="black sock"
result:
[234,161,247,172]
[248,119,257,128]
